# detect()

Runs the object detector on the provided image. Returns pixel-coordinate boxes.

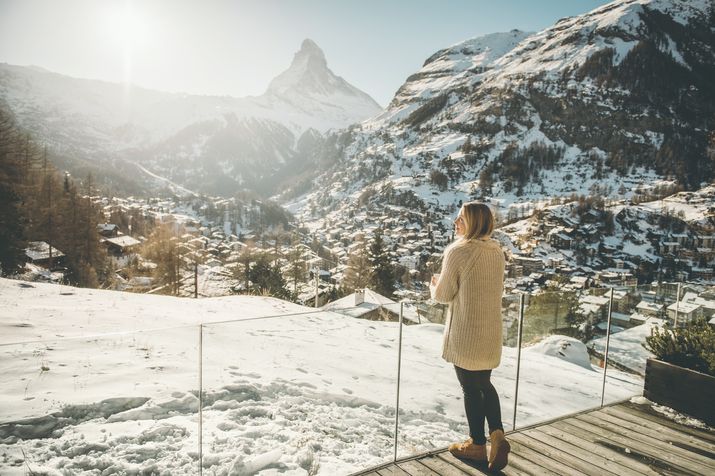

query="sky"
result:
[0,0,611,107]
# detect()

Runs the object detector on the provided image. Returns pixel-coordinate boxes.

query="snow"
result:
[589,317,664,375]
[0,278,644,474]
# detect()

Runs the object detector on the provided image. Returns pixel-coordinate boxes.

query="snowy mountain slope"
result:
[0,278,643,475]
[290,0,715,233]
[0,39,382,195]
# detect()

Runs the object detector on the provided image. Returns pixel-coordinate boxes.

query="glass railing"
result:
[200,312,398,475]
[0,281,692,474]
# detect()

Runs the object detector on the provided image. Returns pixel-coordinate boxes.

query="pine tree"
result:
[248,254,289,299]
[143,224,184,295]
[342,235,373,292]
[368,228,395,298]
[0,110,27,274]
[286,235,307,297]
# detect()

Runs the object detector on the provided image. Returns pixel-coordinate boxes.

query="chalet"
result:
[636,301,664,317]
[322,288,417,323]
[680,292,715,319]
[547,228,573,249]
[103,235,141,256]
[660,241,679,254]
[512,256,545,274]
[579,294,610,322]
[24,241,66,268]
[671,233,689,246]
[691,267,714,280]
[570,276,590,289]
[666,301,702,325]
[696,235,715,248]
[97,224,119,237]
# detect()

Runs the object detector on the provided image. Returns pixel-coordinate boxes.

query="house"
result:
[666,301,702,325]
[322,288,418,323]
[103,235,141,256]
[512,256,544,274]
[636,301,664,317]
[97,223,119,237]
[24,241,66,269]
[691,267,714,280]
[579,294,610,323]
[547,229,573,249]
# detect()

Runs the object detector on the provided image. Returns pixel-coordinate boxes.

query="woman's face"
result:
[454,210,465,236]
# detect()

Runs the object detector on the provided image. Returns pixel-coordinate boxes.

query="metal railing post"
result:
[393,302,404,462]
[600,288,614,407]
[512,293,525,431]
[198,324,203,476]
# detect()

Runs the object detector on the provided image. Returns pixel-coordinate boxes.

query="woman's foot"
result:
[488,429,511,471]
[448,438,487,461]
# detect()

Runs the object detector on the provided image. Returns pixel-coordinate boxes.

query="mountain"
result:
[289,0,715,233]
[0,39,382,196]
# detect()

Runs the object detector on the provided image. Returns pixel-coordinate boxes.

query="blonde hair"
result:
[460,201,494,240]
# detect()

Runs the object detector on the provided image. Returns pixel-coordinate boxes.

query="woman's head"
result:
[454,201,494,240]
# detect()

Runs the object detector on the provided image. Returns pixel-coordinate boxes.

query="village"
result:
[18,186,715,354]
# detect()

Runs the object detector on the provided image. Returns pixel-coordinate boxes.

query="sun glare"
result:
[102,1,152,87]
[105,2,149,47]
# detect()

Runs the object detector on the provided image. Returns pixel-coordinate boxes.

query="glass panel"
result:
[0,326,200,475]
[514,289,603,428]
[594,284,673,405]
[395,293,518,460]
[201,311,397,475]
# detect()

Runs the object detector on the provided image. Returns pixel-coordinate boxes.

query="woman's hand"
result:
[431,274,440,286]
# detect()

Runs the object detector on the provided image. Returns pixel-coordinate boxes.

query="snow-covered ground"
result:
[0,278,644,475]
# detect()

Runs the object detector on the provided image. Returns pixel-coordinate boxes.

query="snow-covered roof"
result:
[636,301,663,312]
[666,301,701,314]
[25,241,65,261]
[104,235,141,248]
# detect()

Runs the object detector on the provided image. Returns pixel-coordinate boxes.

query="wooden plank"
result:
[420,455,483,475]
[568,415,714,475]
[522,428,625,476]
[510,433,597,476]
[503,451,560,476]
[578,412,715,471]
[507,437,590,475]
[434,452,488,475]
[554,420,689,476]
[396,459,440,476]
[435,450,531,476]
[541,422,658,476]
[618,402,715,444]
[376,464,411,476]
[597,407,715,457]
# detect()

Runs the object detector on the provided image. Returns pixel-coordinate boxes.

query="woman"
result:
[430,201,510,471]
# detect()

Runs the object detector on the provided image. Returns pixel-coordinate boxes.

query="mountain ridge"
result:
[289,0,715,233]
[0,40,383,195]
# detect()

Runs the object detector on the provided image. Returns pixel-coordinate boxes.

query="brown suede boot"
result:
[448,438,487,461]
[488,429,510,471]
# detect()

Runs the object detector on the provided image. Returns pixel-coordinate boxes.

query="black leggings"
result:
[454,366,503,445]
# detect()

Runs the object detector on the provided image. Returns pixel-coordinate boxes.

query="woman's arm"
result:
[430,246,461,303]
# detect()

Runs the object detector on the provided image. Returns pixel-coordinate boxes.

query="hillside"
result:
[289,0,715,233]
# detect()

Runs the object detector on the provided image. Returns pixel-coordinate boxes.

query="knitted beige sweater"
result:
[430,238,505,370]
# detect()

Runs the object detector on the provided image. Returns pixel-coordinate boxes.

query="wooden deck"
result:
[352,401,715,476]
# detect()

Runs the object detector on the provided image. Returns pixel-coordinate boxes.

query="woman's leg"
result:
[454,366,487,444]
[454,366,503,442]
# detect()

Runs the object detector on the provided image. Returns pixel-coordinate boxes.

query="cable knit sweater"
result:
[430,238,505,370]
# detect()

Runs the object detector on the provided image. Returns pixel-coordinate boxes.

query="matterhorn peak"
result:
[295,38,327,67]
